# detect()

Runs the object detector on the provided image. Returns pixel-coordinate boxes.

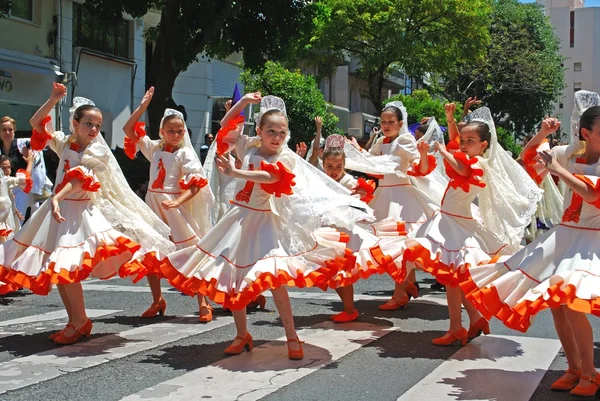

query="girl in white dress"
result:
[160,93,370,360]
[123,87,214,322]
[0,83,173,345]
[397,105,540,347]
[463,99,600,397]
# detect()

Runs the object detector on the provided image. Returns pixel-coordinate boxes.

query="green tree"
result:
[442,0,564,137]
[307,0,492,111]
[86,0,324,138]
[385,90,453,126]
[241,61,341,146]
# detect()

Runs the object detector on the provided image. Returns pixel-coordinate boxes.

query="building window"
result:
[559,103,564,109]
[72,4,130,59]
[10,0,33,21]
[574,82,582,91]
[570,10,575,48]
[574,62,582,72]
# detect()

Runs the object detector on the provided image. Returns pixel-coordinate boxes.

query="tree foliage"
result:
[442,0,564,137]
[307,0,492,111]
[241,61,342,146]
[86,0,323,138]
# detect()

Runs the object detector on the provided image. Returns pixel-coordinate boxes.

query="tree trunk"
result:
[367,66,386,113]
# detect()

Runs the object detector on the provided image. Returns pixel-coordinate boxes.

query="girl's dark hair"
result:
[161,114,185,127]
[73,105,102,123]
[323,147,345,163]
[415,124,429,136]
[464,121,491,144]
[0,155,10,165]
[259,109,287,128]
[580,106,600,139]
[381,105,403,122]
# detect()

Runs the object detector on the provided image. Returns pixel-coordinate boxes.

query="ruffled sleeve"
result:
[521,139,550,184]
[14,169,32,193]
[55,165,101,193]
[573,174,600,208]
[55,142,108,193]
[30,116,67,154]
[407,154,437,177]
[353,177,376,204]
[446,136,460,152]
[216,113,245,156]
[259,154,296,197]
[124,122,160,161]
[178,148,208,190]
[445,152,486,192]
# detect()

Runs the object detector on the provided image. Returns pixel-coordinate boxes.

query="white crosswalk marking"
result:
[0,315,234,395]
[0,309,121,327]
[397,335,562,401]
[122,321,396,401]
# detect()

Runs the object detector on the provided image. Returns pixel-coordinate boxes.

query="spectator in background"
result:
[200,133,214,165]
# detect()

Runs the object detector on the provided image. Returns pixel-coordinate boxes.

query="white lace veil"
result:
[472,107,542,251]
[571,90,600,145]
[0,170,12,224]
[160,109,215,236]
[256,96,375,254]
[70,97,175,256]
[203,140,237,225]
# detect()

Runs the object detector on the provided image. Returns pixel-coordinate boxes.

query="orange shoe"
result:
[287,337,305,360]
[432,328,468,347]
[247,295,267,310]
[224,333,253,356]
[141,298,166,318]
[199,304,213,323]
[378,294,409,311]
[551,368,581,391]
[569,372,600,397]
[48,326,68,341]
[406,282,419,299]
[54,319,93,345]
[467,317,490,340]
[333,310,359,323]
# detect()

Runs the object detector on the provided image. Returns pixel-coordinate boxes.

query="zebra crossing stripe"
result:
[0,315,234,395]
[397,335,562,401]
[0,309,122,327]
[121,321,397,401]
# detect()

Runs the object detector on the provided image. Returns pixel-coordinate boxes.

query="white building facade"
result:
[538,0,600,133]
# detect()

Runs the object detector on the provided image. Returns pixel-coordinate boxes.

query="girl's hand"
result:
[216,154,236,176]
[50,83,67,101]
[162,199,181,209]
[537,150,561,173]
[444,103,456,118]
[51,197,65,223]
[141,87,154,107]
[420,117,432,125]
[464,96,482,111]
[22,150,36,165]
[539,118,560,137]
[315,116,323,131]
[434,141,446,153]
[370,126,380,139]
[351,187,367,198]
[243,92,262,104]
[296,142,308,158]
[225,99,232,112]
[417,141,430,154]
[16,210,24,221]
[347,136,361,150]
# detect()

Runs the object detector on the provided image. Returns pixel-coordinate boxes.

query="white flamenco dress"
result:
[464,143,600,332]
[0,116,170,295]
[124,120,213,272]
[160,131,361,310]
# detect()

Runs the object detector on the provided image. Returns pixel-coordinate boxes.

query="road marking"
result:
[0,315,234,395]
[122,321,397,401]
[397,335,562,401]
[0,309,122,327]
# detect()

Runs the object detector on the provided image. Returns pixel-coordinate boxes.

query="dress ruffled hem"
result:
[461,271,600,333]
[0,234,144,295]
[329,243,393,288]
[0,281,17,295]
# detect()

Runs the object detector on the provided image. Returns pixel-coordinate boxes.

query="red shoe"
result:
[569,372,600,397]
[54,319,93,345]
[224,333,253,355]
[551,368,581,391]
[48,326,68,341]
[406,282,419,299]
[432,328,468,347]
[141,298,166,318]
[287,337,304,360]
[333,310,359,323]
[247,295,267,310]
[378,294,409,311]
[199,304,213,323]
[467,317,490,340]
